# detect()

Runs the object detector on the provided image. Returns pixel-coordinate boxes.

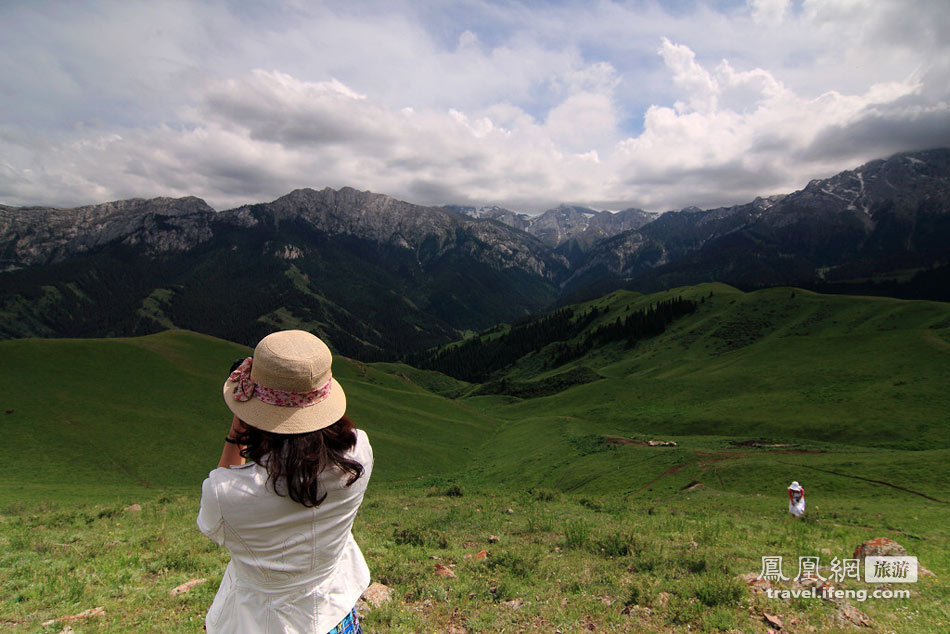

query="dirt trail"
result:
[626,463,686,498]
[923,328,950,351]
[605,436,649,447]
[695,449,823,461]
[776,461,948,504]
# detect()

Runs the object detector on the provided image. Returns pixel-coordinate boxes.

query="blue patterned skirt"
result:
[327,606,361,634]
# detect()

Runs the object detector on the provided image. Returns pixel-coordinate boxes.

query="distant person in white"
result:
[197,330,373,633]
[788,481,805,517]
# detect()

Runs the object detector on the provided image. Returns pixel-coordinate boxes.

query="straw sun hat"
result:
[223,330,346,434]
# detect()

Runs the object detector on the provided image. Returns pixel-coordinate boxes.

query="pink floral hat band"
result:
[228,357,332,407]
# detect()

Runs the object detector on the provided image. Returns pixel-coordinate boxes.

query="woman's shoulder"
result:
[207,461,283,503]
[353,428,373,463]
[205,461,263,490]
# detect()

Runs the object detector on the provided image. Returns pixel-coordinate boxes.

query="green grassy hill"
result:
[436,282,950,450]
[1,288,948,632]
[0,330,497,504]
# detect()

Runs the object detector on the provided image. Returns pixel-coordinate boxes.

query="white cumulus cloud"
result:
[1,0,948,213]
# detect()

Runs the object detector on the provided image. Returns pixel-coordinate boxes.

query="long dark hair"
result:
[234,415,364,507]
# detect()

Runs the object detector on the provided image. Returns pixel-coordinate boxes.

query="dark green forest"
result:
[408,297,697,381]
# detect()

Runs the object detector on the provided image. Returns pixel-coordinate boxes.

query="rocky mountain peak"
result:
[751,195,784,211]
[443,202,657,251]
[235,187,568,279]
[0,195,216,268]
[257,185,460,250]
[554,203,596,216]
[767,149,950,231]
[444,205,532,232]
[258,187,567,278]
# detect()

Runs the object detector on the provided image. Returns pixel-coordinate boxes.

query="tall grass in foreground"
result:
[1,482,946,632]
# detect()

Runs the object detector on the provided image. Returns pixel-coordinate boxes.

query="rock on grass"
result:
[169,578,208,596]
[40,607,105,627]
[852,537,906,559]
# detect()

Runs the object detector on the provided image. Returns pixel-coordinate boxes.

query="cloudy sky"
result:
[2,0,949,213]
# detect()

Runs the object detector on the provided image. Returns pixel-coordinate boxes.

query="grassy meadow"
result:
[472,283,950,449]
[3,480,946,632]
[1,284,948,632]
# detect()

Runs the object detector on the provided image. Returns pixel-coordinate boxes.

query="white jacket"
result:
[197,429,373,633]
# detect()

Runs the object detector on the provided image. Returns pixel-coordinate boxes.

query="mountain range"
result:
[1,148,948,357]
[444,203,657,255]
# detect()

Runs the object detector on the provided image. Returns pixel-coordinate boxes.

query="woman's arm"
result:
[217,414,247,469]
